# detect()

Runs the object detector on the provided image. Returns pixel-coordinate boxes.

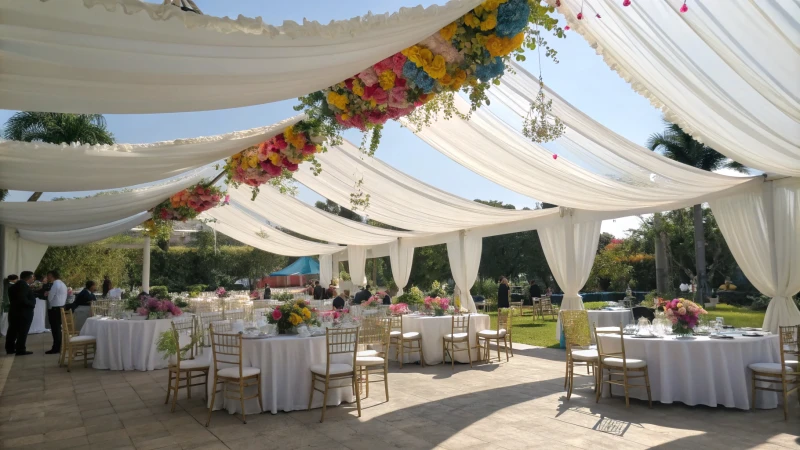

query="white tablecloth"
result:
[207,335,354,415]
[556,309,634,340]
[401,314,491,366]
[598,333,781,409]
[81,317,173,371]
[0,299,49,336]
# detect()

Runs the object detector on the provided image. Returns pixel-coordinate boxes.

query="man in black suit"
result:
[529,280,542,303]
[5,271,36,355]
[312,281,325,300]
[263,284,271,300]
[352,285,371,305]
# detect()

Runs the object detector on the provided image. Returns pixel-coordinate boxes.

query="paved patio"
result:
[1,333,798,450]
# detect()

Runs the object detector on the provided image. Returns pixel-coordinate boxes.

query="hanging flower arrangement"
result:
[152,181,226,222]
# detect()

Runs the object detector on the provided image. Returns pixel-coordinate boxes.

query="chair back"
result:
[779,325,799,374]
[324,326,359,376]
[594,324,627,367]
[61,308,78,338]
[91,299,111,317]
[197,311,224,346]
[562,310,591,348]
[540,298,554,312]
[451,314,470,336]
[224,309,246,322]
[498,308,512,335]
[251,300,269,310]
[387,315,402,333]
[209,323,243,376]
[171,316,198,365]
[360,317,390,355]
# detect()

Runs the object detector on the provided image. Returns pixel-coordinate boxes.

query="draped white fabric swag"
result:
[1,226,49,278]
[553,0,800,176]
[347,246,368,287]
[389,240,415,295]
[446,232,481,313]
[318,254,333,288]
[0,116,302,192]
[710,179,800,333]
[18,212,152,246]
[0,0,481,113]
[539,211,602,311]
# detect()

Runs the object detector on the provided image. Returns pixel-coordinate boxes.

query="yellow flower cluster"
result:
[481,0,508,11]
[302,307,311,319]
[485,32,525,57]
[439,69,467,90]
[403,45,447,80]
[289,313,303,326]
[379,70,396,90]
[284,125,307,149]
[464,12,481,28]
[352,78,365,97]
[326,91,349,111]
[440,22,457,41]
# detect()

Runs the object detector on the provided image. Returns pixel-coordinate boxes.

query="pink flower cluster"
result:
[215,287,227,297]
[389,303,410,315]
[362,296,382,308]
[424,296,450,311]
[136,297,182,316]
[250,290,261,299]
[660,298,706,328]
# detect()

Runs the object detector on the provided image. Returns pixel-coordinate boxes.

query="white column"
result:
[142,236,151,293]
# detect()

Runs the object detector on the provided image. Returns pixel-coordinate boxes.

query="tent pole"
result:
[142,236,151,293]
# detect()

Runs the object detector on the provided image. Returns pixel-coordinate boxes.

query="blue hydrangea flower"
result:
[402,60,419,81]
[495,0,530,37]
[475,57,505,82]
[415,70,436,93]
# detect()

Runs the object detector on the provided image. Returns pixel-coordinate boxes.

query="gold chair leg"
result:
[595,366,603,403]
[165,371,173,404]
[564,355,569,389]
[320,378,330,423]
[257,374,263,412]
[354,374,362,417]
[503,337,509,362]
[418,341,425,368]
[187,372,192,399]
[307,376,315,411]
[239,382,247,424]
[383,363,389,401]
[751,373,757,412]
[645,368,653,408]
[206,378,218,427]
[467,341,473,368]
[399,340,404,369]
[783,381,789,421]
[442,341,446,365]
[170,371,180,412]
[623,372,631,408]
[567,361,574,400]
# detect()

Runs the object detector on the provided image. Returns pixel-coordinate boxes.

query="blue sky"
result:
[1,0,673,237]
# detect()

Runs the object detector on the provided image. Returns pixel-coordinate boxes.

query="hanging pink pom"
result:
[577,12,583,20]
[680,1,688,13]
[552,154,558,160]
[623,0,631,6]
[596,13,602,18]
[564,25,570,30]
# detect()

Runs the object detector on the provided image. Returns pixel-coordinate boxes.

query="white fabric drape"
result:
[539,210,602,310]
[18,212,151,246]
[0,168,212,231]
[389,239,414,295]
[347,245,368,287]
[1,0,481,113]
[552,0,800,176]
[710,178,800,333]
[1,226,49,278]
[318,254,333,288]
[0,116,301,192]
[446,232,481,313]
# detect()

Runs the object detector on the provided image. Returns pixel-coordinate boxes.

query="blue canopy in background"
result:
[269,256,319,276]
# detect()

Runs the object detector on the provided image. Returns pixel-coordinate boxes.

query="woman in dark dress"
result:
[497,277,510,309]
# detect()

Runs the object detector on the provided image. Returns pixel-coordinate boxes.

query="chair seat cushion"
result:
[357,349,379,357]
[217,366,260,378]
[595,327,621,333]
[356,356,385,366]
[179,358,210,369]
[749,362,794,374]
[603,357,646,369]
[401,332,421,340]
[70,335,96,344]
[477,329,507,338]
[444,332,468,341]
[389,331,402,337]
[310,363,353,376]
[571,349,599,361]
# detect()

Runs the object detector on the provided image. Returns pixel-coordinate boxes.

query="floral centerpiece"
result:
[389,303,410,315]
[424,296,450,316]
[363,295,382,308]
[658,298,707,336]
[267,299,319,334]
[153,181,227,222]
[250,290,262,300]
[137,297,183,320]
[215,287,228,298]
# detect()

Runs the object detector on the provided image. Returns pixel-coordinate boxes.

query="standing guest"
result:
[353,285,371,305]
[70,280,97,330]
[325,284,337,300]
[529,280,542,301]
[44,270,68,355]
[107,284,122,299]
[263,283,271,300]
[3,274,19,349]
[497,277,510,309]
[102,276,111,297]
[332,291,346,310]
[305,284,313,296]
[6,271,36,355]
[312,280,325,300]
[381,291,391,305]
[544,286,553,296]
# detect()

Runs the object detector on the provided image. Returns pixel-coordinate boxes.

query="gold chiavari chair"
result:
[224,308,246,322]
[477,308,511,363]
[535,297,557,321]
[165,316,210,412]
[205,323,262,427]
[356,318,391,401]
[388,315,425,369]
[59,308,95,372]
[443,314,472,370]
[197,311,223,347]
[749,325,799,420]
[90,299,111,317]
[594,325,652,408]
[308,326,361,422]
[562,310,598,400]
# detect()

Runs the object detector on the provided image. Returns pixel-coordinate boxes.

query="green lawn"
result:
[488,304,766,349]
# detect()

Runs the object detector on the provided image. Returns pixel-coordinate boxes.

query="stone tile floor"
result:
[1,333,798,449]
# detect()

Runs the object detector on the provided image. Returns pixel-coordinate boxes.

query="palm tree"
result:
[647,120,747,304]
[3,112,114,201]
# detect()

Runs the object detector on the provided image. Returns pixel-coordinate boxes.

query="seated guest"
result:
[381,291,391,305]
[352,285,371,305]
[326,284,337,300]
[332,292,346,310]
[312,280,325,300]
[263,283,271,299]
[71,280,97,330]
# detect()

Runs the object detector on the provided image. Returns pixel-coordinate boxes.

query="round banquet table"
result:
[597,333,781,409]
[207,335,354,415]
[400,314,491,366]
[556,309,633,340]
[0,299,49,336]
[81,317,174,371]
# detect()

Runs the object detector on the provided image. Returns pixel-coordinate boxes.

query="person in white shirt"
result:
[44,270,68,355]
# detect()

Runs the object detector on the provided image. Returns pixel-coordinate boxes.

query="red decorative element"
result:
[596,13,602,18]
[680,1,688,13]
[564,25,570,30]
[555,0,561,6]
[577,12,583,20]
[623,0,631,6]
[552,154,558,160]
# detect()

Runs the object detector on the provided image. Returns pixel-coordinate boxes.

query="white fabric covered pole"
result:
[446,231,481,313]
[710,178,800,333]
[142,236,151,294]
[318,254,333,288]
[2,227,48,277]
[347,245,368,287]
[389,239,414,295]
[539,209,602,311]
